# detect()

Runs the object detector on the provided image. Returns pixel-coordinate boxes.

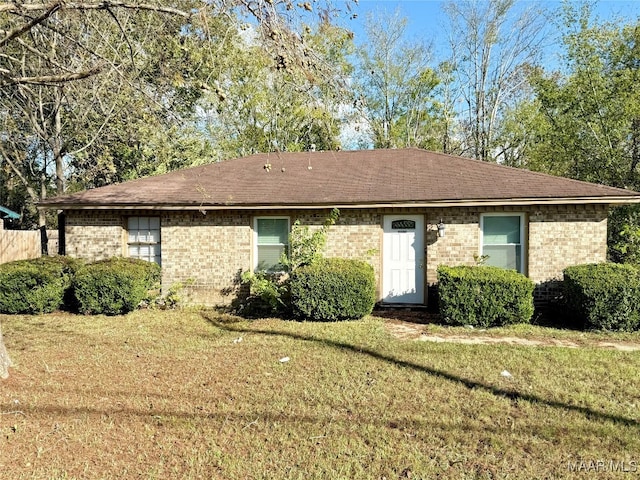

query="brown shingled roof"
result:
[40,148,640,210]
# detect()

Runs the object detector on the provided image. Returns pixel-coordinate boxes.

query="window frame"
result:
[253,216,290,272]
[479,213,527,274]
[126,216,161,265]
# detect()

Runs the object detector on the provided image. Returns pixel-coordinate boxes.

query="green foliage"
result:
[290,258,376,321]
[237,209,340,317]
[205,23,350,158]
[1,6,222,227]
[0,256,81,314]
[443,0,546,162]
[281,208,340,272]
[72,258,161,315]
[437,265,535,328]
[608,204,640,264]
[155,279,194,310]
[237,271,290,317]
[564,263,640,332]
[354,10,443,149]
[520,5,640,189]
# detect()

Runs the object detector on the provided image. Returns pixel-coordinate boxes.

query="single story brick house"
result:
[40,148,640,307]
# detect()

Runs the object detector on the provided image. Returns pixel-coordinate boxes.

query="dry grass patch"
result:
[1,310,639,479]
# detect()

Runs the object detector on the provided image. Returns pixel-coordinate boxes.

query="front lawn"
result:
[1,310,639,479]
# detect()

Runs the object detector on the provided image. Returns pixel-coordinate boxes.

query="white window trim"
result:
[479,212,527,274]
[253,216,290,272]
[126,216,161,265]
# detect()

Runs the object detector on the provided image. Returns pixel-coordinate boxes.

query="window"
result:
[480,214,525,273]
[127,216,161,265]
[254,217,289,272]
[391,219,416,230]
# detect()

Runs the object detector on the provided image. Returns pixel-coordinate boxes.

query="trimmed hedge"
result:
[290,258,376,321]
[564,263,640,332]
[0,256,82,314]
[437,265,535,328]
[72,257,161,315]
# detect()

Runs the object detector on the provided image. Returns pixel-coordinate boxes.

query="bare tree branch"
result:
[0,2,190,17]
[0,3,61,47]
[104,6,136,65]
[15,37,77,73]
[0,142,39,202]
[0,67,103,87]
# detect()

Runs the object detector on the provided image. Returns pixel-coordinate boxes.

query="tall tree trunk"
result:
[40,171,48,255]
[0,326,12,379]
[628,117,640,188]
[53,88,65,195]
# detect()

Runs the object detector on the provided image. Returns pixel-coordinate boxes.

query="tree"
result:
[443,0,547,161]
[0,3,212,234]
[525,4,640,188]
[204,20,352,157]
[1,1,355,229]
[432,60,465,155]
[490,68,542,168]
[512,2,640,262]
[0,1,352,379]
[0,3,208,380]
[354,9,441,149]
[61,13,221,190]
[0,2,192,86]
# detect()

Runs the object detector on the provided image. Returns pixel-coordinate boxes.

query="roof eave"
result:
[0,206,20,219]
[38,195,640,211]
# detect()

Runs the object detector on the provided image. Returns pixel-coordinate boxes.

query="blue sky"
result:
[333,0,640,148]
[339,0,640,63]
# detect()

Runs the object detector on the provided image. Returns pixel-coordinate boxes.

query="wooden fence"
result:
[0,224,41,264]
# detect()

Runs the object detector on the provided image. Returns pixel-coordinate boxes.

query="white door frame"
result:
[382,214,425,304]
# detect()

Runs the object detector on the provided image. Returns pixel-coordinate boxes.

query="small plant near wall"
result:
[0,257,82,314]
[155,279,194,309]
[73,257,161,315]
[239,270,290,316]
[290,258,376,321]
[473,253,489,266]
[281,208,340,272]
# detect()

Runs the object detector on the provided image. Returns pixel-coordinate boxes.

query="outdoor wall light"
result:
[428,219,446,237]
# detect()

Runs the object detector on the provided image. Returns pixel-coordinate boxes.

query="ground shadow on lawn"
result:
[372,303,587,332]
[371,308,441,325]
[202,312,639,428]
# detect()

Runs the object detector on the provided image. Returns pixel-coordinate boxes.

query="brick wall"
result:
[65,211,124,260]
[424,204,608,304]
[314,210,382,288]
[161,211,252,305]
[528,204,608,303]
[425,207,481,286]
[64,204,609,307]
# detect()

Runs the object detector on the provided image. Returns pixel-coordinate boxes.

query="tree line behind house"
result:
[2,0,640,261]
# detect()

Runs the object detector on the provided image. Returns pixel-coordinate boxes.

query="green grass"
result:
[1,310,639,479]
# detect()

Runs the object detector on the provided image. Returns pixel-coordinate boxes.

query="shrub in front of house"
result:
[563,263,640,332]
[290,258,376,321]
[72,257,161,315]
[437,265,535,328]
[0,256,81,314]
[235,271,291,318]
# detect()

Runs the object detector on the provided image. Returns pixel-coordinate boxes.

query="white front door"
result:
[382,215,425,304]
